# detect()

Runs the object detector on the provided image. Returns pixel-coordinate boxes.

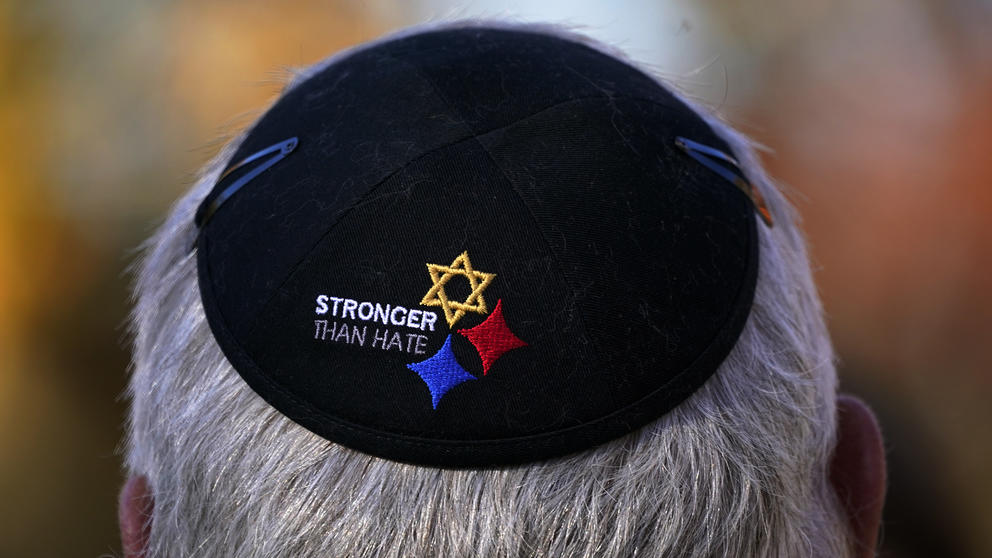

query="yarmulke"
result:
[194,26,760,467]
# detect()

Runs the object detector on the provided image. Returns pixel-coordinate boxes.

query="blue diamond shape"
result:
[407,335,476,409]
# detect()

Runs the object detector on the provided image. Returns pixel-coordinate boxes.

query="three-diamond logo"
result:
[407,252,528,409]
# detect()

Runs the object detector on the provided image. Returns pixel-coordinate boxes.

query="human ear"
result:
[118,475,153,558]
[830,394,886,558]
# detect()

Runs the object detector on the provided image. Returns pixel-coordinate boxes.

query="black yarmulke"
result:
[194,26,759,467]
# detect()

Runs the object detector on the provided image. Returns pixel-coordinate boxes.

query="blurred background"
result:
[1,1,990,556]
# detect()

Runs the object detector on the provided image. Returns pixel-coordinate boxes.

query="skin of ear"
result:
[119,475,153,558]
[831,394,887,558]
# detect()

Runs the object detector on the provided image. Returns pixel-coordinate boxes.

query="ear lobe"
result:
[830,394,886,558]
[119,475,153,558]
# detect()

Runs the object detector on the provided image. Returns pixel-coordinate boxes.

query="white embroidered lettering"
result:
[314,319,329,339]
[351,325,367,346]
[407,309,421,330]
[390,306,407,326]
[372,328,388,349]
[312,296,435,331]
[315,322,430,355]
[342,298,358,319]
[357,301,374,321]
[373,303,390,325]
[385,331,404,351]
[315,295,329,315]
[405,333,419,353]
[414,334,427,354]
[421,311,437,332]
[334,323,351,342]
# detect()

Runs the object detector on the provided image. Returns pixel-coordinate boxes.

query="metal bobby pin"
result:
[675,136,773,227]
[195,137,299,229]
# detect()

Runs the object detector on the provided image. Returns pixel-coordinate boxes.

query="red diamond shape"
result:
[458,299,527,375]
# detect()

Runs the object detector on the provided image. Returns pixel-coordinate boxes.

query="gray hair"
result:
[125,20,852,558]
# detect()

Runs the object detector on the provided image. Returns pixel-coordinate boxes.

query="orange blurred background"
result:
[1,1,989,556]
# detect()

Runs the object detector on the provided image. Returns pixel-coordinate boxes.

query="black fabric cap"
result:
[194,26,759,467]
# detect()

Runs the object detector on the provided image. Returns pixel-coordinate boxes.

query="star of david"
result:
[420,251,496,328]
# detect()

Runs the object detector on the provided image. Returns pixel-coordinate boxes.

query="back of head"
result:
[125,21,852,558]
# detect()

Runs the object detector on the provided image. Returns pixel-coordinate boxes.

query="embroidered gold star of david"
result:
[420,251,496,328]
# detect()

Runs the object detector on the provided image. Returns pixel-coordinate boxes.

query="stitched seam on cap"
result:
[204,74,755,449]
[239,91,668,341]
[387,52,611,386]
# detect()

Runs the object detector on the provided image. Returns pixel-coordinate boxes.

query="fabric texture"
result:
[194,26,758,467]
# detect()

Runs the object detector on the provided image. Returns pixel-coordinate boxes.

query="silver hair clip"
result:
[195,137,299,229]
[675,136,773,227]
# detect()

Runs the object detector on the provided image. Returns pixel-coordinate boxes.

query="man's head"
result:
[121,21,884,558]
